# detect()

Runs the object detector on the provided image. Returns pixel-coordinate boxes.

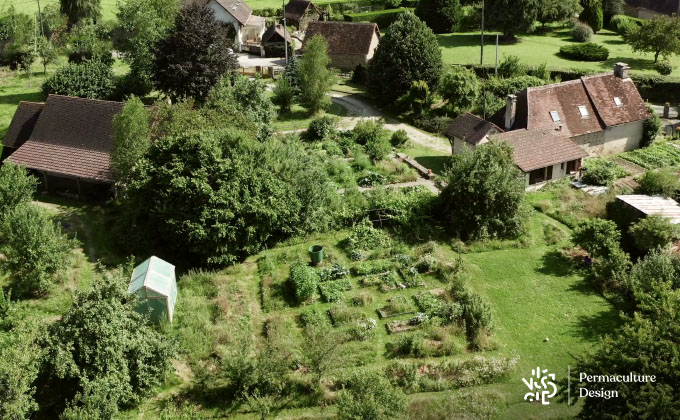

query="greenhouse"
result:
[128,256,178,323]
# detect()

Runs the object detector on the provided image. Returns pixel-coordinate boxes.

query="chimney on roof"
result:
[614,62,631,79]
[505,94,517,130]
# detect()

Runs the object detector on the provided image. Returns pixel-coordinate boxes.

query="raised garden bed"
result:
[386,319,419,334]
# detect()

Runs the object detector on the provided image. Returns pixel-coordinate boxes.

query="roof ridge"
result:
[47,94,124,107]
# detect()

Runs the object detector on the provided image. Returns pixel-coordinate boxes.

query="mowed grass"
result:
[274,101,347,131]
[439,26,679,76]
[7,0,119,21]
[461,213,621,419]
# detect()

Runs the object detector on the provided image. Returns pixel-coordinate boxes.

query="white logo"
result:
[522,366,558,405]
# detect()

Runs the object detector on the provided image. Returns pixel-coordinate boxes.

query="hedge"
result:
[559,43,609,61]
[343,8,413,28]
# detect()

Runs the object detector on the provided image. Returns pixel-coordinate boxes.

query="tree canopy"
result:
[439,66,480,113]
[153,4,238,101]
[579,0,604,33]
[368,13,443,104]
[485,0,539,40]
[298,35,336,112]
[437,142,527,240]
[537,0,582,26]
[626,15,680,63]
[111,96,152,184]
[60,0,101,26]
[415,0,463,34]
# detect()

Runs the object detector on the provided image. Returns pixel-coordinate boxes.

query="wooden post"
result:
[76,178,81,198]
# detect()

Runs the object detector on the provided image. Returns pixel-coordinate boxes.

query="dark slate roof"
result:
[3,101,44,149]
[7,95,124,182]
[303,21,379,56]
[626,0,680,15]
[492,128,588,172]
[492,70,649,136]
[445,113,502,145]
[285,0,314,20]
[262,24,292,43]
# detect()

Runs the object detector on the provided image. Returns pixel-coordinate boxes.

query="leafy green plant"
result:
[319,263,350,282]
[318,279,352,303]
[357,171,388,187]
[559,43,609,61]
[352,260,394,276]
[0,163,37,217]
[636,168,680,197]
[346,219,391,250]
[571,21,594,42]
[306,115,337,142]
[42,59,116,99]
[655,60,673,76]
[289,261,319,303]
[630,215,680,253]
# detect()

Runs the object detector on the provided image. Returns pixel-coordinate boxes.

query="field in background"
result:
[6,0,119,21]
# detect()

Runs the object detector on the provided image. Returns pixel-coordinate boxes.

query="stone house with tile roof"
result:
[303,21,380,70]
[2,95,124,198]
[285,0,321,31]
[187,0,266,51]
[445,113,502,155]
[494,63,651,157]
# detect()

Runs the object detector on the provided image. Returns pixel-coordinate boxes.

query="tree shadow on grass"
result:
[570,305,623,342]
[536,250,578,277]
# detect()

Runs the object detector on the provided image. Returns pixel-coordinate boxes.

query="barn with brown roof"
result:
[261,24,292,57]
[2,101,44,160]
[303,21,380,70]
[494,63,650,157]
[445,113,502,154]
[285,0,321,31]
[2,95,124,198]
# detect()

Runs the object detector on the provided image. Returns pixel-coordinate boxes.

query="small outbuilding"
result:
[261,24,292,57]
[128,256,178,323]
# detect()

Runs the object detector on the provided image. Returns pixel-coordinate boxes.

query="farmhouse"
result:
[284,0,321,31]
[303,21,380,71]
[624,0,680,18]
[494,63,651,157]
[2,95,124,198]
[192,0,266,51]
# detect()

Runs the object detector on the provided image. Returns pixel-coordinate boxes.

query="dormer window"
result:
[578,105,589,118]
[614,97,623,107]
[550,111,561,122]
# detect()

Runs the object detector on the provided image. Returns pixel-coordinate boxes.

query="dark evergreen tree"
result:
[153,4,238,102]
[415,0,463,34]
[485,0,539,40]
[59,0,101,26]
[367,13,443,104]
[580,0,604,33]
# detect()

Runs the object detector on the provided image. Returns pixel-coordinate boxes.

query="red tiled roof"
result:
[262,24,292,43]
[445,113,502,145]
[6,95,124,183]
[304,21,379,56]
[581,74,650,127]
[8,141,113,182]
[492,128,588,172]
[525,80,604,137]
[3,101,44,149]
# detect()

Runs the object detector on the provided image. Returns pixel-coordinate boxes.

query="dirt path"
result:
[330,93,452,154]
[612,157,645,190]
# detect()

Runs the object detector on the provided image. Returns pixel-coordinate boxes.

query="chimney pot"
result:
[505,94,517,130]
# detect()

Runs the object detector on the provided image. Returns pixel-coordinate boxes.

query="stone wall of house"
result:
[330,54,369,71]
[298,11,320,31]
[572,131,606,156]
[602,120,645,155]
[452,136,490,155]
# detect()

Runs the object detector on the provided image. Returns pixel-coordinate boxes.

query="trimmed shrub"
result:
[580,0,604,33]
[582,159,624,186]
[498,55,526,78]
[289,261,319,303]
[629,215,680,253]
[42,59,116,99]
[390,129,409,147]
[571,21,594,42]
[306,115,337,141]
[343,8,413,28]
[642,106,662,147]
[609,14,640,35]
[636,168,680,198]
[559,43,609,61]
[655,60,673,76]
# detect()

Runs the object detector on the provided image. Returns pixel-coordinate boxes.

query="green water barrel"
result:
[308,245,324,265]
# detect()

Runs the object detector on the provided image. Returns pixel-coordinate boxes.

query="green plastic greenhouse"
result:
[128,256,177,323]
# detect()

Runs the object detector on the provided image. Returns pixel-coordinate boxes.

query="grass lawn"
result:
[400,144,451,175]
[7,0,119,21]
[439,26,678,76]
[274,101,347,131]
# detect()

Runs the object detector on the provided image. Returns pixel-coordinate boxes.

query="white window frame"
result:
[549,111,561,122]
[613,97,623,107]
[578,105,589,118]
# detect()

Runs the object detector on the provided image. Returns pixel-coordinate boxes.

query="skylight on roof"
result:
[578,105,589,118]
[550,111,561,122]
[614,97,623,107]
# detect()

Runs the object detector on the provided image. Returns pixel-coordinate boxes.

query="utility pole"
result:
[37,0,44,37]
[495,34,499,76]
[283,0,288,65]
[480,0,484,67]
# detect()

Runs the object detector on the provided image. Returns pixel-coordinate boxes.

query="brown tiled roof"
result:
[3,101,44,149]
[445,113,502,145]
[581,74,650,127]
[262,24,292,43]
[206,0,253,26]
[492,128,588,172]
[285,0,314,20]
[626,0,680,15]
[303,21,379,56]
[7,95,124,182]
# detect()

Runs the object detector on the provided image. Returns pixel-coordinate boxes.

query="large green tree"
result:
[579,0,604,33]
[41,59,116,99]
[153,4,238,101]
[125,128,340,266]
[415,0,463,34]
[111,96,152,184]
[439,66,480,113]
[437,142,527,240]
[602,0,624,24]
[0,163,37,217]
[337,370,407,420]
[626,15,680,63]
[368,13,443,104]
[116,0,181,95]
[299,35,336,112]
[0,330,39,420]
[39,275,176,417]
[60,0,101,26]
[537,0,582,27]
[485,0,539,40]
